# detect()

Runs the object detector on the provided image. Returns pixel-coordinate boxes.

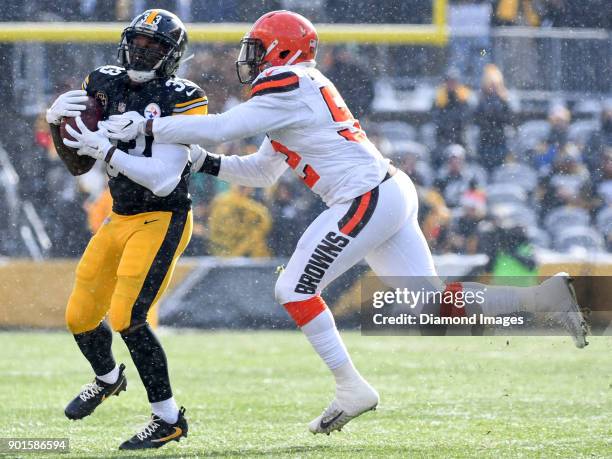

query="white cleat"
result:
[308,380,379,435]
[535,272,589,348]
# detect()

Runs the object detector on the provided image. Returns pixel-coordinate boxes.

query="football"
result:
[59,95,104,148]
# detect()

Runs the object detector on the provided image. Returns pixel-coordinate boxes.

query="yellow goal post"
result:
[0,0,447,45]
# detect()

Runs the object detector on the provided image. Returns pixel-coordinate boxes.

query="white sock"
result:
[301,308,349,370]
[301,308,362,386]
[332,360,365,388]
[151,397,179,424]
[462,283,537,316]
[97,365,119,385]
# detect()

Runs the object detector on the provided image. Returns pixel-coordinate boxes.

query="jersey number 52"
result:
[271,140,320,189]
[320,85,367,143]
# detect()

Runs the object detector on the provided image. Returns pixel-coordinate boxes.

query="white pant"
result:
[275,171,439,305]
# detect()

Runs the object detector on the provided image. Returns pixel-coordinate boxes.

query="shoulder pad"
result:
[251,68,299,97]
[165,77,208,115]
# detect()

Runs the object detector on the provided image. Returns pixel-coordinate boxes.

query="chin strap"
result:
[127,69,156,83]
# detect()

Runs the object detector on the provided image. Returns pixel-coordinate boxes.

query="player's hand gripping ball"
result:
[46,90,90,125]
[63,116,113,161]
[99,111,146,142]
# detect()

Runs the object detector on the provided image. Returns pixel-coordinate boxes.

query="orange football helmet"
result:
[236,10,318,84]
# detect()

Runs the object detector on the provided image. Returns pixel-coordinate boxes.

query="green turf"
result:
[0,331,610,458]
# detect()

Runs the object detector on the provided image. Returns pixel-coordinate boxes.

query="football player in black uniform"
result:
[46,9,207,450]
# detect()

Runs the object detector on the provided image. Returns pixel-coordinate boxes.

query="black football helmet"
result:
[118,9,187,83]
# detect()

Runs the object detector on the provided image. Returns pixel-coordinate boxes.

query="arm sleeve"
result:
[108,142,189,197]
[198,138,289,188]
[152,92,311,145]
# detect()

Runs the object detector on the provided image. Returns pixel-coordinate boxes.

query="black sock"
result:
[121,324,172,403]
[73,321,116,376]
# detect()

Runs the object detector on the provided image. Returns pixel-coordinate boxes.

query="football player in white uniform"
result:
[96,10,588,435]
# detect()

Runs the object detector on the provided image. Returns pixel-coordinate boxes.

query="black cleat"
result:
[119,406,188,450]
[64,364,127,420]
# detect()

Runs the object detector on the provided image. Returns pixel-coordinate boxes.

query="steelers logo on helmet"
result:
[117,9,188,83]
[144,103,161,119]
[140,11,163,30]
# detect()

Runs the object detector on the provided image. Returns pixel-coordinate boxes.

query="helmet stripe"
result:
[285,50,302,65]
[145,10,159,24]
[265,39,278,57]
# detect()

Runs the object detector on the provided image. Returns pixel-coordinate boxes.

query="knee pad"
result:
[274,272,295,305]
[276,268,318,305]
[65,290,99,334]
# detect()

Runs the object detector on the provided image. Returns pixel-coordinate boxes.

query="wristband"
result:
[145,119,154,137]
[201,153,221,176]
[104,146,117,164]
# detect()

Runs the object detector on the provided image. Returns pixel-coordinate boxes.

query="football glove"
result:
[63,117,113,161]
[98,111,146,142]
[46,90,89,125]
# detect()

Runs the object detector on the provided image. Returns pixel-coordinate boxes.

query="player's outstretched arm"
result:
[192,139,288,188]
[100,91,310,146]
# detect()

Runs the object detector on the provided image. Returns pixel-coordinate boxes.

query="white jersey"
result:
[151,62,390,206]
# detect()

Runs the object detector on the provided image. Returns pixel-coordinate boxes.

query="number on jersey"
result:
[271,140,320,189]
[98,65,123,76]
[320,85,367,143]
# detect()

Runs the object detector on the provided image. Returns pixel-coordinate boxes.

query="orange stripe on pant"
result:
[284,295,327,327]
[339,191,371,236]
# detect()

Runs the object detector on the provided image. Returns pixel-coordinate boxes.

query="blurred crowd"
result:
[391,64,612,259]
[0,1,610,265]
[3,59,610,263]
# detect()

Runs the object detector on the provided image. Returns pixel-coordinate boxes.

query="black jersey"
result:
[83,65,208,215]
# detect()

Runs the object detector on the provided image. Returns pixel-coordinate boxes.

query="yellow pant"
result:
[66,209,192,334]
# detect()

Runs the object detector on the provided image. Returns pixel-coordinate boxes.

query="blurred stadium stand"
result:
[0,0,610,266]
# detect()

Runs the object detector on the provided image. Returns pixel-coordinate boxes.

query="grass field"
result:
[0,331,610,458]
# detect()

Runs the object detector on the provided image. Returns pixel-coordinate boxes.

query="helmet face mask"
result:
[125,32,172,73]
[118,9,187,83]
[236,37,267,84]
